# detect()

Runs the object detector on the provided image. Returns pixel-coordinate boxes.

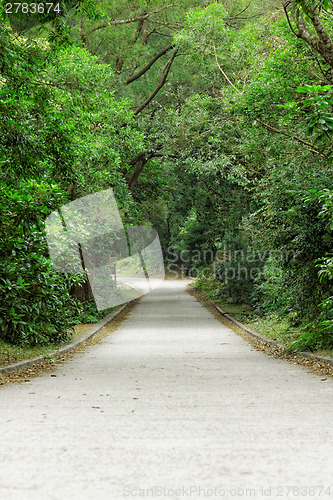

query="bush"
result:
[213,235,265,304]
[0,180,83,345]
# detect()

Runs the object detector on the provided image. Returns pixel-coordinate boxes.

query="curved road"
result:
[0,280,333,499]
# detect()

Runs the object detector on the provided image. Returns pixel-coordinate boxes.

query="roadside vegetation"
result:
[1,0,333,356]
[195,273,333,357]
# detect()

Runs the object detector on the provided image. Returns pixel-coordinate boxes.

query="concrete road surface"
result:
[0,280,333,500]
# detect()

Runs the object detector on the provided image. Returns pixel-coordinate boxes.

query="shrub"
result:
[0,180,83,345]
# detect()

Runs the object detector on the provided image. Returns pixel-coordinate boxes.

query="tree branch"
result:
[81,4,175,44]
[256,118,325,155]
[283,3,298,37]
[126,44,173,84]
[128,151,147,166]
[133,49,178,115]
[231,2,251,18]
[115,17,144,74]
[284,2,333,70]
[212,40,240,93]
[224,12,265,21]
[141,18,150,45]
[309,5,333,47]
[147,29,173,38]
[297,14,333,68]
[128,144,163,191]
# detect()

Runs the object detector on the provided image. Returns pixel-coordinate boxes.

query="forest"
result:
[1,0,333,354]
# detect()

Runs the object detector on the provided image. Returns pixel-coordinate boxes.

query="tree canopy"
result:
[2,0,333,352]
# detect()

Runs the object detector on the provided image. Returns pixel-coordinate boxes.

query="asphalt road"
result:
[0,280,333,500]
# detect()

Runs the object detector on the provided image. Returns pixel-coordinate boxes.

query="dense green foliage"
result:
[1,0,333,351]
[0,12,142,344]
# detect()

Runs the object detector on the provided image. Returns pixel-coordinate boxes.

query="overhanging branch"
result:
[81,4,175,45]
[126,44,173,84]
[133,49,178,115]
[128,144,163,191]
[257,119,326,156]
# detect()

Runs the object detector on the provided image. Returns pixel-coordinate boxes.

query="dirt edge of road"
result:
[0,300,137,388]
[187,285,333,380]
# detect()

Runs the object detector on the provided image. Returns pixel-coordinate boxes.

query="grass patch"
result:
[0,340,63,367]
[242,314,333,357]
[194,274,333,356]
[242,313,300,342]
